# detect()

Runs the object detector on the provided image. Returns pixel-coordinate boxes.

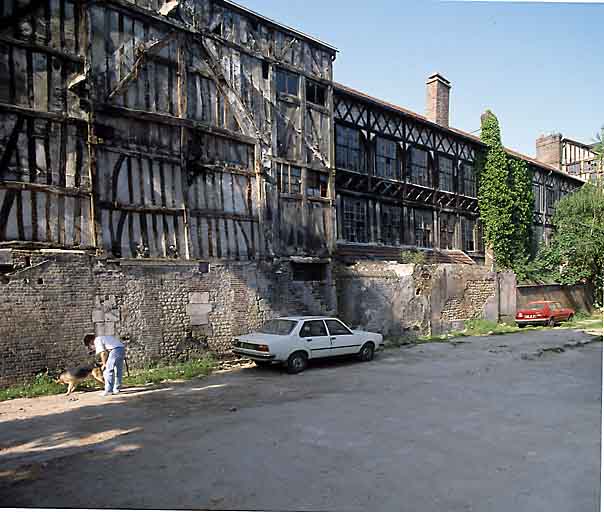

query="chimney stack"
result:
[426,73,451,127]
[535,133,562,169]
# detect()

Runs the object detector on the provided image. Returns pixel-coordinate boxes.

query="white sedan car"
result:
[232,316,384,374]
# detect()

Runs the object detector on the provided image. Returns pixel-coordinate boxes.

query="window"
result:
[546,186,558,212]
[461,162,476,197]
[376,137,399,180]
[299,320,328,338]
[380,204,402,245]
[262,61,270,80]
[342,197,368,243]
[567,162,581,175]
[440,213,456,250]
[438,155,454,193]
[325,319,352,336]
[276,68,299,96]
[279,165,301,195]
[408,147,431,187]
[533,182,542,211]
[335,125,365,173]
[258,319,297,335]
[414,209,433,248]
[292,262,325,282]
[462,217,475,252]
[306,79,326,107]
[306,171,328,198]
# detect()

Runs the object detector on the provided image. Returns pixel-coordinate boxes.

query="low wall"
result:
[517,283,594,313]
[0,250,336,386]
[336,262,516,338]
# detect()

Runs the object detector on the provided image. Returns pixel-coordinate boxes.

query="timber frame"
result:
[0,0,585,267]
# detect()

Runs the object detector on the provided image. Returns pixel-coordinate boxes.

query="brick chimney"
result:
[536,133,562,169]
[426,73,451,127]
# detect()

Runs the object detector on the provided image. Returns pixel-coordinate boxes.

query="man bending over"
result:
[84,334,126,396]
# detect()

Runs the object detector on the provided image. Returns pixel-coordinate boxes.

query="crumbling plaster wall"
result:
[0,250,336,386]
[336,262,516,338]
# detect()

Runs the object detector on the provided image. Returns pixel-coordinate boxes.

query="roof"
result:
[334,82,585,185]
[219,0,338,54]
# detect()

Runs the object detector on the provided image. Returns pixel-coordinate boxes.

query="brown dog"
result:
[57,364,105,395]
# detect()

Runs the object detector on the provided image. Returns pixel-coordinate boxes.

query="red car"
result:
[515,300,575,327]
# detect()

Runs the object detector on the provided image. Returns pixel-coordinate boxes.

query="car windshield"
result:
[258,319,297,335]
[526,303,546,310]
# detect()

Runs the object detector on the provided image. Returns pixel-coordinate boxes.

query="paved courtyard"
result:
[0,328,601,511]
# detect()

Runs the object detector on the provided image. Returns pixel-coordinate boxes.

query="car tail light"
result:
[518,312,524,318]
[257,344,269,352]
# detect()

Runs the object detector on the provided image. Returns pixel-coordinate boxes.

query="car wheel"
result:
[567,314,574,322]
[358,342,375,362]
[254,360,272,368]
[517,323,526,329]
[547,317,555,327]
[286,352,308,374]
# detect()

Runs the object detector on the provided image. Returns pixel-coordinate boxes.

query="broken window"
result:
[414,208,433,248]
[461,162,476,197]
[342,196,368,243]
[440,213,456,250]
[462,217,475,252]
[438,155,454,193]
[306,171,328,198]
[279,164,302,195]
[407,147,431,187]
[335,125,365,173]
[276,68,299,96]
[306,79,326,107]
[292,263,326,282]
[380,204,402,246]
[375,137,399,180]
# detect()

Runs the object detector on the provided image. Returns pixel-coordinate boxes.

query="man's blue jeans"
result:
[104,347,125,393]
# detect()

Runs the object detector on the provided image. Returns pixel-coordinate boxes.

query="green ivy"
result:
[478,111,533,271]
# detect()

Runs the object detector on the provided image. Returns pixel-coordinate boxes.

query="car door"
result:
[325,319,361,356]
[552,302,564,322]
[299,320,332,359]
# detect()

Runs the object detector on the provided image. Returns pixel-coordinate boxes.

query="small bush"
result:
[399,250,426,265]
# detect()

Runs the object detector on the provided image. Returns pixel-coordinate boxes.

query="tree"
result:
[533,184,604,302]
[593,126,604,168]
[478,110,533,270]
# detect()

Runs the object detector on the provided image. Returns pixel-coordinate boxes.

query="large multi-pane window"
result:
[407,147,431,187]
[276,68,299,96]
[546,186,558,212]
[335,125,365,173]
[342,197,368,243]
[380,204,402,245]
[440,213,456,250]
[462,217,476,252]
[279,164,301,195]
[375,137,399,180]
[306,171,328,198]
[414,208,433,248]
[461,162,476,197]
[438,155,454,193]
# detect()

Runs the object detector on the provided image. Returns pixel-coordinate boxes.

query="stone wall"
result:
[0,250,336,386]
[517,283,594,313]
[336,262,516,338]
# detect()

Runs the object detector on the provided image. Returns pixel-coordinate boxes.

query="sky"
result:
[239,0,603,157]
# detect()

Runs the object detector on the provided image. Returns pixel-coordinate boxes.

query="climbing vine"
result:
[478,110,533,270]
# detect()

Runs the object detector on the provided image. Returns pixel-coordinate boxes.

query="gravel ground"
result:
[0,327,601,511]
